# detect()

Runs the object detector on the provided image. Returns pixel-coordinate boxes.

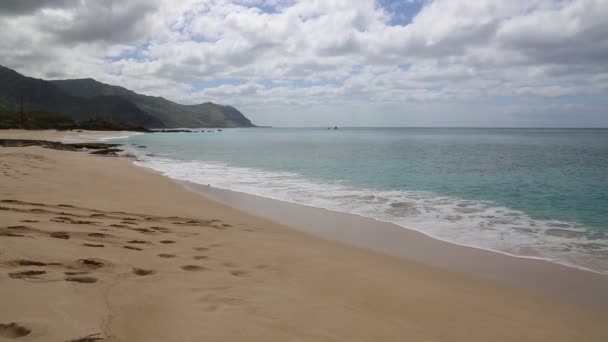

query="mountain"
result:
[0,65,162,127]
[0,65,254,128]
[51,78,254,128]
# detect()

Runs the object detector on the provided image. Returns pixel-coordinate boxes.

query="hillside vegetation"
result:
[0,65,254,128]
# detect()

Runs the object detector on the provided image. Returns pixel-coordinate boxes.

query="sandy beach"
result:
[1,130,607,342]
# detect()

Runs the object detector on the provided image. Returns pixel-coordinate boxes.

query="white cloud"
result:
[0,0,607,126]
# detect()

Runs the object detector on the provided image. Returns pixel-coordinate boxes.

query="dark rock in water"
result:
[0,139,77,150]
[0,139,122,154]
[137,145,147,148]
[89,148,123,155]
[154,129,196,133]
[67,142,120,149]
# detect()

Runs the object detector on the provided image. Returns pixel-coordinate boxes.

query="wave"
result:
[134,154,608,274]
[61,132,143,143]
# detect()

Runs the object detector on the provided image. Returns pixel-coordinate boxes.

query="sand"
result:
[1,130,607,342]
[197,183,608,309]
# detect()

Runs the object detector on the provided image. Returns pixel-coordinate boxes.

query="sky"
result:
[0,0,607,127]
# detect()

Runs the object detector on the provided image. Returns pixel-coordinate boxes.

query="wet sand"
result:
[191,184,608,309]
[1,130,607,341]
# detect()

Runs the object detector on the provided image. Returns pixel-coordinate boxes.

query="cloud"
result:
[0,0,77,16]
[0,0,607,127]
[38,0,159,45]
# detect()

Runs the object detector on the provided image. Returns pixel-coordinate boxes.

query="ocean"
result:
[116,128,608,273]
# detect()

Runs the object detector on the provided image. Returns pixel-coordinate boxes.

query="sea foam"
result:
[135,154,608,274]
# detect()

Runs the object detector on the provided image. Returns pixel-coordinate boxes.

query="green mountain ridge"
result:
[0,65,254,128]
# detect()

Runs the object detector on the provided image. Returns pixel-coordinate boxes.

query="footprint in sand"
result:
[150,226,171,233]
[83,243,104,248]
[79,259,104,269]
[193,247,209,252]
[6,226,29,230]
[199,294,245,312]
[50,231,70,239]
[160,240,175,244]
[71,220,98,225]
[158,254,176,258]
[9,270,46,279]
[131,228,155,234]
[127,240,148,244]
[68,333,104,341]
[0,232,26,237]
[50,217,70,223]
[193,256,208,260]
[132,268,156,276]
[11,260,62,267]
[20,220,38,223]
[0,322,31,339]
[65,276,98,284]
[181,265,206,271]
[230,270,249,277]
[88,233,109,238]
[123,246,142,251]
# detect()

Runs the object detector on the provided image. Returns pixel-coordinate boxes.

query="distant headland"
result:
[0,65,255,130]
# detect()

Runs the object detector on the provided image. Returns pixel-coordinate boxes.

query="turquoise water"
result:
[120,128,608,272]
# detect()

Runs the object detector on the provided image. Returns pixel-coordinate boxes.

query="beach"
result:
[1,130,607,342]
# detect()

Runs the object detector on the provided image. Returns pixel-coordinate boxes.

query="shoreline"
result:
[122,130,606,308]
[126,136,608,277]
[190,181,604,275]
[0,129,142,143]
[2,130,608,341]
[181,181,608,309]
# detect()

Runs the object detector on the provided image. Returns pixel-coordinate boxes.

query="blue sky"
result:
[1,0,607,127]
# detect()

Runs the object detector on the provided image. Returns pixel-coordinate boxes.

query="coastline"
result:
[1,130,607,341]
[128,128,608,276]
[0,129,142,143]
[184,182,608,309]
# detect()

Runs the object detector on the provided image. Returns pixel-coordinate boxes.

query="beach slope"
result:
[0,131,607,341]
